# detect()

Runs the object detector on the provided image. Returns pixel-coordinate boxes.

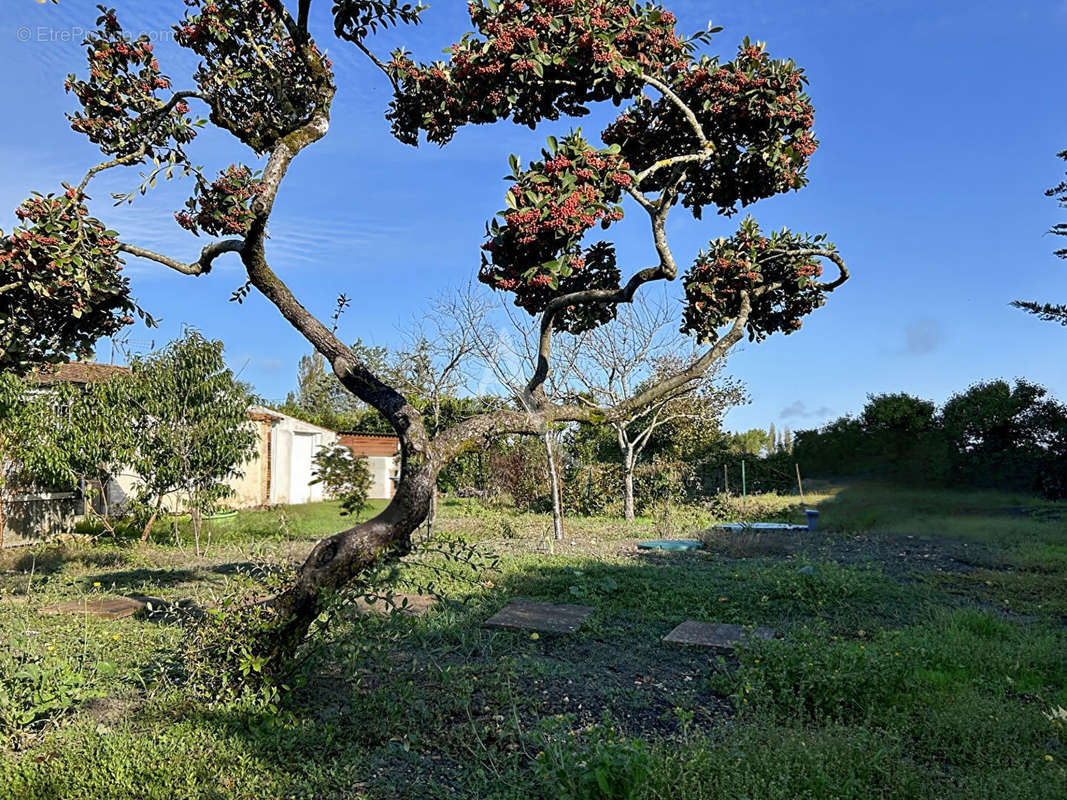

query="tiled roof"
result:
[30,362,130,386]
[248,404,286,422]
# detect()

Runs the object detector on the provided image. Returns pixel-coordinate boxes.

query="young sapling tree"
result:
[311,445,374,519]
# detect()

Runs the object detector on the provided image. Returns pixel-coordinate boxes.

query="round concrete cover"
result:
[637,539,704,551]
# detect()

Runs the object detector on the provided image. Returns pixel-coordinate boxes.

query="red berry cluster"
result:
[681,217,830,342]
[479,132,630,330]
[603,39,817,218]
[386,1,690,145]
[0,189,136,374]
[175,165,264,237]
[176,0,333,154]
[66,6,197,159]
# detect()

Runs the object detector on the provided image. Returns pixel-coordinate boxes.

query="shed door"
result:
[290,433,317,504]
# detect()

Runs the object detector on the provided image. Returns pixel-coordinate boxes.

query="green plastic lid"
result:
[637,539,704,551]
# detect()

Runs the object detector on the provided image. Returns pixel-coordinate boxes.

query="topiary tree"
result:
[11,1,850,661]
[311,445,374,519]
[0,188,151,376]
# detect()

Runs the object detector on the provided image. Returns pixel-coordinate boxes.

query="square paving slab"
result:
[39,597,146,620]
[484,601,594,634]
[663,621,777,649]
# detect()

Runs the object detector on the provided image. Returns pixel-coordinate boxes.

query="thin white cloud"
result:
[780,400,834,420]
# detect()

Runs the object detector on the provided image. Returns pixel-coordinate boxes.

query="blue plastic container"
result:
[637,539,704,552]
[805,510,819,531]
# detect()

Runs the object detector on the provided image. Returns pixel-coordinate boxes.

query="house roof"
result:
[249,405,337,434]
[248,405,285,423]
[30,362,130,386]
[337,431,399,439]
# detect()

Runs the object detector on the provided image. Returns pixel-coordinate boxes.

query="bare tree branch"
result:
[117,239,244,276]
[524,173,683,402]
[638,71,710,149]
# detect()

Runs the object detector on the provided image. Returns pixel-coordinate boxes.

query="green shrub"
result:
[563,462,622,516]
[632,459,696,515]
[534,716,651,800]
[310,445,373,518]
[0,642,104,747]
[719,625,920,723]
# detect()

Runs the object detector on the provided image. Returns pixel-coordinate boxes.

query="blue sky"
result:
[3,0,1066,433]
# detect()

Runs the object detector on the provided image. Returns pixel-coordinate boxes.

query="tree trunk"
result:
[623,449,636,522]
[0,498,6,550]
[191,506,203,557]
[427,486,438,528]
[543,431,564,541]
[260,460,435,664]
[141,496,164,544]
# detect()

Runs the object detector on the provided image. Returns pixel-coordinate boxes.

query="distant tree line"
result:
[795,380,1067,498]
[278,327,766,519]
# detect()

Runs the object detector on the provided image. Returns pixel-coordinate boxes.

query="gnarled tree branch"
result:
[117,240,244,276]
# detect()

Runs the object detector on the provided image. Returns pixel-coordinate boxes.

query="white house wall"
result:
[367,456,395,500]
[104,411,338,513]
[268,416,337,505]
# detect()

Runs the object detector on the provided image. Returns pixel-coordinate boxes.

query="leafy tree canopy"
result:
[4,0,851,659]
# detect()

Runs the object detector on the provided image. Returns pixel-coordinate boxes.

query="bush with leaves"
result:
[562,461,622,516]
[122,331,258,550]
[310,444,373,518]
[0,374,81,547]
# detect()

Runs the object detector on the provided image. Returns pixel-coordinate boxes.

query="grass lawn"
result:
[1,484,1065,799]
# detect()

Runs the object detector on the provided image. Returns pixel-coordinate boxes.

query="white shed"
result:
[111,406,339,511]
[243,406,338,506]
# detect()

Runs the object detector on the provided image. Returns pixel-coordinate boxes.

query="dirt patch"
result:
[83,695,139,726]
[507,636,733,738]
[703,530,1001,577]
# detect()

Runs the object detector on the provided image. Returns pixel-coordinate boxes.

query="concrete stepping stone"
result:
[484,601,593,634]
[351,593,437,617]
[39,597,146,620]
[663,620,777,649]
